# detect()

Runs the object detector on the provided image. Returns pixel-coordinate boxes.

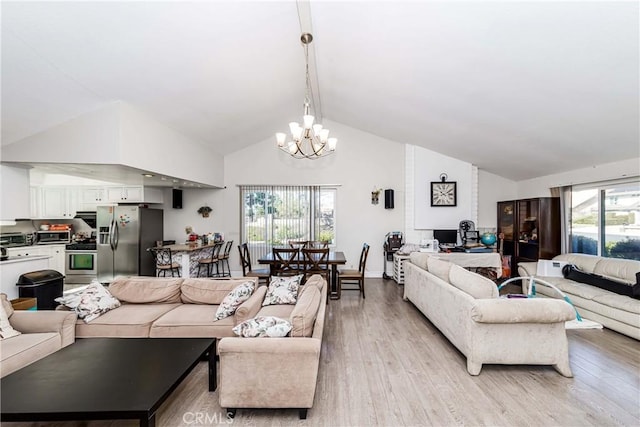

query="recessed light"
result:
[160,177,167,181]
[172,179,179,183]
[142,173,154,178]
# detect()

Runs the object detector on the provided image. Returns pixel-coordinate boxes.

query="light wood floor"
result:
[5,279,640,427]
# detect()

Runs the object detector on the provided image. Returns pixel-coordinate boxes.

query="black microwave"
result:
[37,231,71,244]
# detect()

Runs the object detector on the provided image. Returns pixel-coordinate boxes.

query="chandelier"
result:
[276,33,337,159]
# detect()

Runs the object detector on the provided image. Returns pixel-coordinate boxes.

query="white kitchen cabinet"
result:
[80,187,108,210]
[6,244,66,275]
[46,244,66,274]
[6,246,50,258]
[106,186,163,204]
[40,187,80,218]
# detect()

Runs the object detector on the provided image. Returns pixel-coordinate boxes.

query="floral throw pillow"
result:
[262,275,303,306]
[55,281,121,323]
[232,316,292,338]
[215,281,255,320]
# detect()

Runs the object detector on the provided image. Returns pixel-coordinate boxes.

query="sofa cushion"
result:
[215,281,255,320]
[74,303,180,338]
[0,332,60,378]
[448,264,498,299]
[427,256,452,282]
[232,316,292,338]
[553,253,601,275]
[409,252,430,271]
[593,257,640,285]
[290,284,321,337]
[150,304,237,338]
[1,293,14,318]
[256,304,296,319]
[181,278,257,305]
[0,300,20,339]
[55,281,121,323]
[108,276,183,303]
[263,275,303,306]
[591,293,640,315]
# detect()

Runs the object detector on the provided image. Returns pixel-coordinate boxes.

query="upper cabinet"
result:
[39,187,80,218]
[105,186,163,204]
[32,185,164,217]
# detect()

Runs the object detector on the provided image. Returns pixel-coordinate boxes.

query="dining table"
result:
[257,250,347,299]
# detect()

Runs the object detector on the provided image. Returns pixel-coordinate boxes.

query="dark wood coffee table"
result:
[0,338,216,427]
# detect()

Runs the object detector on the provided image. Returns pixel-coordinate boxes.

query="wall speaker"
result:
[384,189,394,209]
[172,189,183,209]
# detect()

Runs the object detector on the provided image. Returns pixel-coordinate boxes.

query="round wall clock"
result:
[430,177,457,207]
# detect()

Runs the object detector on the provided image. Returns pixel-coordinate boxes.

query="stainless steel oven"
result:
[65,243,97,284]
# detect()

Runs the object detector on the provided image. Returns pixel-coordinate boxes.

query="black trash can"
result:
[16,270,65,310]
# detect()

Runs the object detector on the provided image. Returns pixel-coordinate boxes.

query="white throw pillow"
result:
[55,280,121,323]
[214,281,255,320]
[262,275,303,306]
[0,302,21,340]
[232,316,292,338]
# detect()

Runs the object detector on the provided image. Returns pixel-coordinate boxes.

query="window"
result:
[570,179,640,260]
[240,185,336,264]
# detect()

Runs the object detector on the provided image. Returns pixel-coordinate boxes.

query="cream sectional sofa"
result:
[404,252,576,376]
[518,253,640,340]
[218,274,327,420]
[62,276,265,338]
[57,274,328,419]
[1,293,77,378]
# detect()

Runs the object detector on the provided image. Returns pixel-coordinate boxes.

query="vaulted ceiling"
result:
[2,1,638,182]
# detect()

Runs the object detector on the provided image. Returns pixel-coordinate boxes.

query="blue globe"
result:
[480,232,497,247]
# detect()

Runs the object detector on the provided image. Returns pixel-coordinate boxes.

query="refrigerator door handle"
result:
[113,220,120,250]
[109,219,116,251]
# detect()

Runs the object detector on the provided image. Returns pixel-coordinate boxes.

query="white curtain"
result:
[551,185,572,253]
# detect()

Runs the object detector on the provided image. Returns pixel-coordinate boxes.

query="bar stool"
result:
[197,242,223,277]
[148,247,181,277]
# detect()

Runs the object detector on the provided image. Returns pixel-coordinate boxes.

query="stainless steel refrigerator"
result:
[97,206,163,283]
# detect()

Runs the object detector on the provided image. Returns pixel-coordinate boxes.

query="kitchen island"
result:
[0,255,51,300]
[158,243,221,278]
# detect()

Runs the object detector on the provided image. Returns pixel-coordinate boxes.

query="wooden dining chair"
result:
[337,243,370,298]
[307,240,329,249]
[147,247,181,277]
[288,240,309,250]
[197,241,223,277]
[301,247,330,284]
[218,240,234,277]
[238,243,270,285]
[272,247,302,277]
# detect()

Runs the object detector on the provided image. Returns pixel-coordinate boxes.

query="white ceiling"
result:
[2,1,638,182]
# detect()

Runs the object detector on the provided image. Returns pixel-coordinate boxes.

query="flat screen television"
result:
[433,229,458,246]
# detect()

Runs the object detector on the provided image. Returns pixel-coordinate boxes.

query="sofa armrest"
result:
[471,298,575,324]
[518,261,538,277]
[218,337,321,409]
[234,286,267,325]
[10,310,78,347]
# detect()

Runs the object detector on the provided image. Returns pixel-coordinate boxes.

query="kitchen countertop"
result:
[159,243,219,252]
[0,255,51,264]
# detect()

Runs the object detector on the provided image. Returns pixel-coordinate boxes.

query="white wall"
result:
[478,170,518,228]
[119,103,224,187]
[516,157,640,198]
[161,187,224,244]
[0,164,30,220]
[219,120,405,276]
[413,146,475,230]
[1,102,225,188]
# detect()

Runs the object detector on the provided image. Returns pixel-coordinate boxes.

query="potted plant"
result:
[197,206,212,218]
